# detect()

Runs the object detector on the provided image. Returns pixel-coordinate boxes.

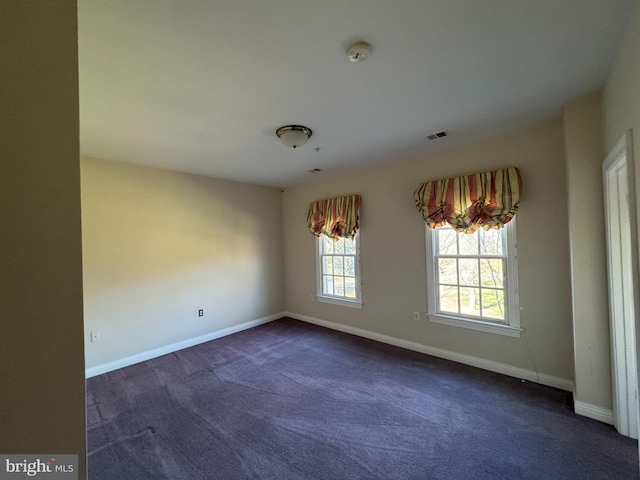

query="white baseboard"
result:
[574,401,614,425]
[284,311,575,392]
[85,312,284,378]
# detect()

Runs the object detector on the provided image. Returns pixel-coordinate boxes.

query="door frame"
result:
[603,129,640,438]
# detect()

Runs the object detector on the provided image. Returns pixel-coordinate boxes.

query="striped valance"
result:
[307,194,361,240]
[414,167,522,233]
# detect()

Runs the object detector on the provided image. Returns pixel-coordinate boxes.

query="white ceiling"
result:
[79,0,631,188]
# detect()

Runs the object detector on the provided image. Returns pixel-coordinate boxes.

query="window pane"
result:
[438,258,458,285]
[323,275,334,295]
[345,277,356,298]
[480,259,503,288]
[439,285,459,314]
[322,256,333,275]
[333,256,344,275]
[438,228,457,255]
[458,258,479,286]
[323,236,334,254]
[344,256,355,276]
[480,228,503,255]
[318,234,360,303]
[344,238,356,254]
[428,220,517,327]
[460,287,481,317]
[481,289,505,320]
[459,231,479,255]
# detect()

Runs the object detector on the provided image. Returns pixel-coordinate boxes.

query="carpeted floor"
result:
[87,317,639,479]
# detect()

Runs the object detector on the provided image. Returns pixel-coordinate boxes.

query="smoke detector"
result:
[347,41,371,62]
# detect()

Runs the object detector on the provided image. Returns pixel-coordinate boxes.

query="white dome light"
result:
[276,125,313,149]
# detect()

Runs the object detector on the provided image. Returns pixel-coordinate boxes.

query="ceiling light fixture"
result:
[276,125,313,149]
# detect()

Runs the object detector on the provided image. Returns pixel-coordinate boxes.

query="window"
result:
[425,220,520,337]
[316,234,362,308]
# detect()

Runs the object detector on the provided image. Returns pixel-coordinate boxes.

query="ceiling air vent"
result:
[427,131,447,140]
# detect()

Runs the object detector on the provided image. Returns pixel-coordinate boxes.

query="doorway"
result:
[603,130,639,439]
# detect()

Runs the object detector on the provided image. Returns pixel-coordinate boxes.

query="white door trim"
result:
[603,129,639,439]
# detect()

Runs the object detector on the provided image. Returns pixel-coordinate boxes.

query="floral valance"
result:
[307,194,361,239]
[414,167,522,233]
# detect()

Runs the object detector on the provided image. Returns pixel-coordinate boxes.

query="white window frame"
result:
[316,234,362,309]
[425,220,521,337]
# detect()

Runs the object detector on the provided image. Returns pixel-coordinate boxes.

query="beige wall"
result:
[564,92,612,410]
[604,0,640,428]
[605,0,640,155]
[604,0,640,256]
[82,157,284,368]
[283,118,575,382]
[0,0,86,475]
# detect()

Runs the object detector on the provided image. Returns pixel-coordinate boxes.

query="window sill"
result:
[317,295,363,309]
[427,313,522,338]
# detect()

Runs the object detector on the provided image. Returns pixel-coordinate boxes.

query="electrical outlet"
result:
[413,312,420,321]
[90,331,100,342]
[198,309,204,317]
[309,295,315,302]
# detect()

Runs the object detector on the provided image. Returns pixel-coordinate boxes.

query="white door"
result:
[603,131,639,439]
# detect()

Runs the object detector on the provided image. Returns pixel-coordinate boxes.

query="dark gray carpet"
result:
[87,317,638,479]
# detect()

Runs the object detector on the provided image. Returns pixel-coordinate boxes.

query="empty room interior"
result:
[4,0,640,478]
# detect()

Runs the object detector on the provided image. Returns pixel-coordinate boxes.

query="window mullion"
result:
[456,258,461,314]
[477,257,481,318]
